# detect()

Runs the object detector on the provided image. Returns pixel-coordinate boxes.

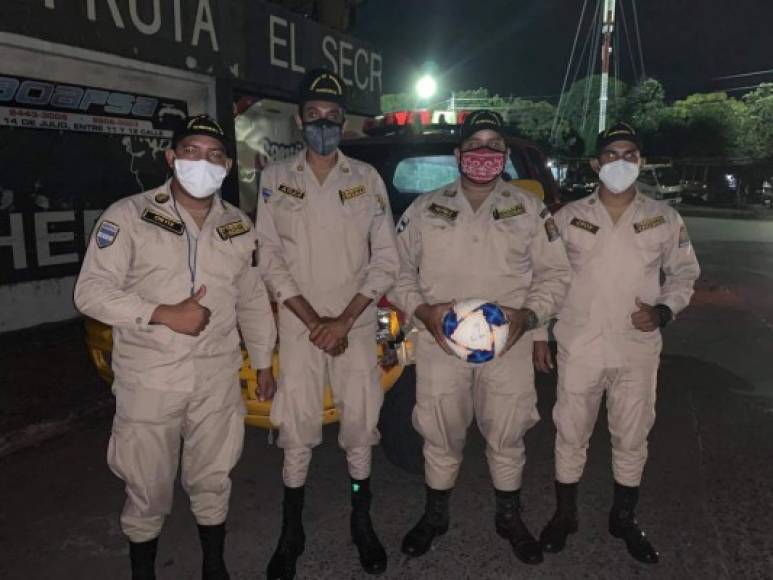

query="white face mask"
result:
[598,159,640,194]
[174,158,228,199]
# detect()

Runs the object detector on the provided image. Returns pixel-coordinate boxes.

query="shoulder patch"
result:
[678,224,691,247]
[339,184,367,203]
[544,217,560,242]
[570,217,600,234]
[493,204,526,220]
[96,221,120,248]
[141,208,185,235]
[428,203,459,221]
[278,183,305,200]
[396,215,410,234]
[217,220,250,241]
[634,215,666,233]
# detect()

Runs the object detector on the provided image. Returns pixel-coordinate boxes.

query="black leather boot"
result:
[129,538,158,580]
[266,486,306,580]
[608,483,659,564]
[197,524,230,580]
[401,486,451,558]
[539,481,579,553]
[494,489,543,565]
[350,478,387,575]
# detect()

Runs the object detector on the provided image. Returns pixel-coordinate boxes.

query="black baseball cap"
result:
[298,68,347,108]
[460,110,506,142]
[172,114,228,151]
[596,122,643,154]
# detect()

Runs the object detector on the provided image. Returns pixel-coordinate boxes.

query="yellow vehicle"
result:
[85,116,558,474]
[84,303,413,430]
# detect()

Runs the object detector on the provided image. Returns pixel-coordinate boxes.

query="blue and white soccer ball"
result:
[442,298,509,363]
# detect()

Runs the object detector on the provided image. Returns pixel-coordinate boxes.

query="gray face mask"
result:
[302,119,343,156]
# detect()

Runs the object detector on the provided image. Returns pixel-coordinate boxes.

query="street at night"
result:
[2,214,772,579]
[3,1,773,579]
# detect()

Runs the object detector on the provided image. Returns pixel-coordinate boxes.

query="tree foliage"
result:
[379,76,771,160]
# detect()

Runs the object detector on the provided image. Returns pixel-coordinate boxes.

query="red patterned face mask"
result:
[459,147,506,184]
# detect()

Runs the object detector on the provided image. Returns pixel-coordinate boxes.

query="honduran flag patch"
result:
[96,221,120,249]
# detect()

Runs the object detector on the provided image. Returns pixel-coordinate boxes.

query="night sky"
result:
[353,0,773,102]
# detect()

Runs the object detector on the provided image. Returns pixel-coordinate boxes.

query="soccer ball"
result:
[442,299,509,363]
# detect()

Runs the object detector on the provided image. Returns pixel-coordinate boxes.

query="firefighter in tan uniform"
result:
[75,115,276,580]
[534,123,700,564]
[389,111,571,566]
[256,70,399,579]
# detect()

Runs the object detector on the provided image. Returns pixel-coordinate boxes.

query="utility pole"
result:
[598,0,616,132]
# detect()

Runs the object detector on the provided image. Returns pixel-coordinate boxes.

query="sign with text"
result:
[246,2,382,115]
[0,76,188,284]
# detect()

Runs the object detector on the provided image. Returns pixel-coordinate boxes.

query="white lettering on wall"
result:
[370,52,383,93]
[84,210,103,242]
[35,212,78,267]
[129,0,161,36]
[173,0,183,42]
[86,0,126,29]
[192,0,219,52]
[0,213,27,269]
[338,41,353,87]
[322,36,337,73]
[270,15,288,69]
[354,48,369,90]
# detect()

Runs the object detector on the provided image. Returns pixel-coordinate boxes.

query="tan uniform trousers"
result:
[553,351,658,487]
[414,331,540,492]
[270,321,383,487]
[108,373,245,542]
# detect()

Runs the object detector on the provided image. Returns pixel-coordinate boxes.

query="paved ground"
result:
[1,215,773,579]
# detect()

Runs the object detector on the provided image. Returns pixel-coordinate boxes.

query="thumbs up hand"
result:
[631,297,659,332]
[151,285,212,335]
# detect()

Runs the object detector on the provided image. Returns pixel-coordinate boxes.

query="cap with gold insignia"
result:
[298,68,347,108]
[172,114,229,151]
[596,122,643,154]
[460,110,507,142]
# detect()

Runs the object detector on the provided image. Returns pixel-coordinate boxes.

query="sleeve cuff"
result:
[249,350,274,370]
[273,281,301,303]
[531,325,549,342]
[135,301,160,329]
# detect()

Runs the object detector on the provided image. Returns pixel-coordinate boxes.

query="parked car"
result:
[679,163,744,206]
[560,162,598,201]
[636,164,683,205]
[84,117,560,474]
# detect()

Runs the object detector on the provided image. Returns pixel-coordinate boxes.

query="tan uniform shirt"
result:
[390,178,571,326]
[256,149,399,325]
[75,180,276,392]
[537,191,700,366]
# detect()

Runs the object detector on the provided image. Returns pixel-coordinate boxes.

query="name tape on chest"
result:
[339,184,367,203]
[278,183,305,200]
[141,208,185,235]
[428,203,459,222]
[493,204,526,220]
[570,217,600,234]
[633,215,666,233]
[217,220,251,241]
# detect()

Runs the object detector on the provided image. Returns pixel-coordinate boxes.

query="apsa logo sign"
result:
[0,76,158,118]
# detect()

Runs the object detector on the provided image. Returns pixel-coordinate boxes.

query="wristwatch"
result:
[655,304,673,328]
[521,308,539,331]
